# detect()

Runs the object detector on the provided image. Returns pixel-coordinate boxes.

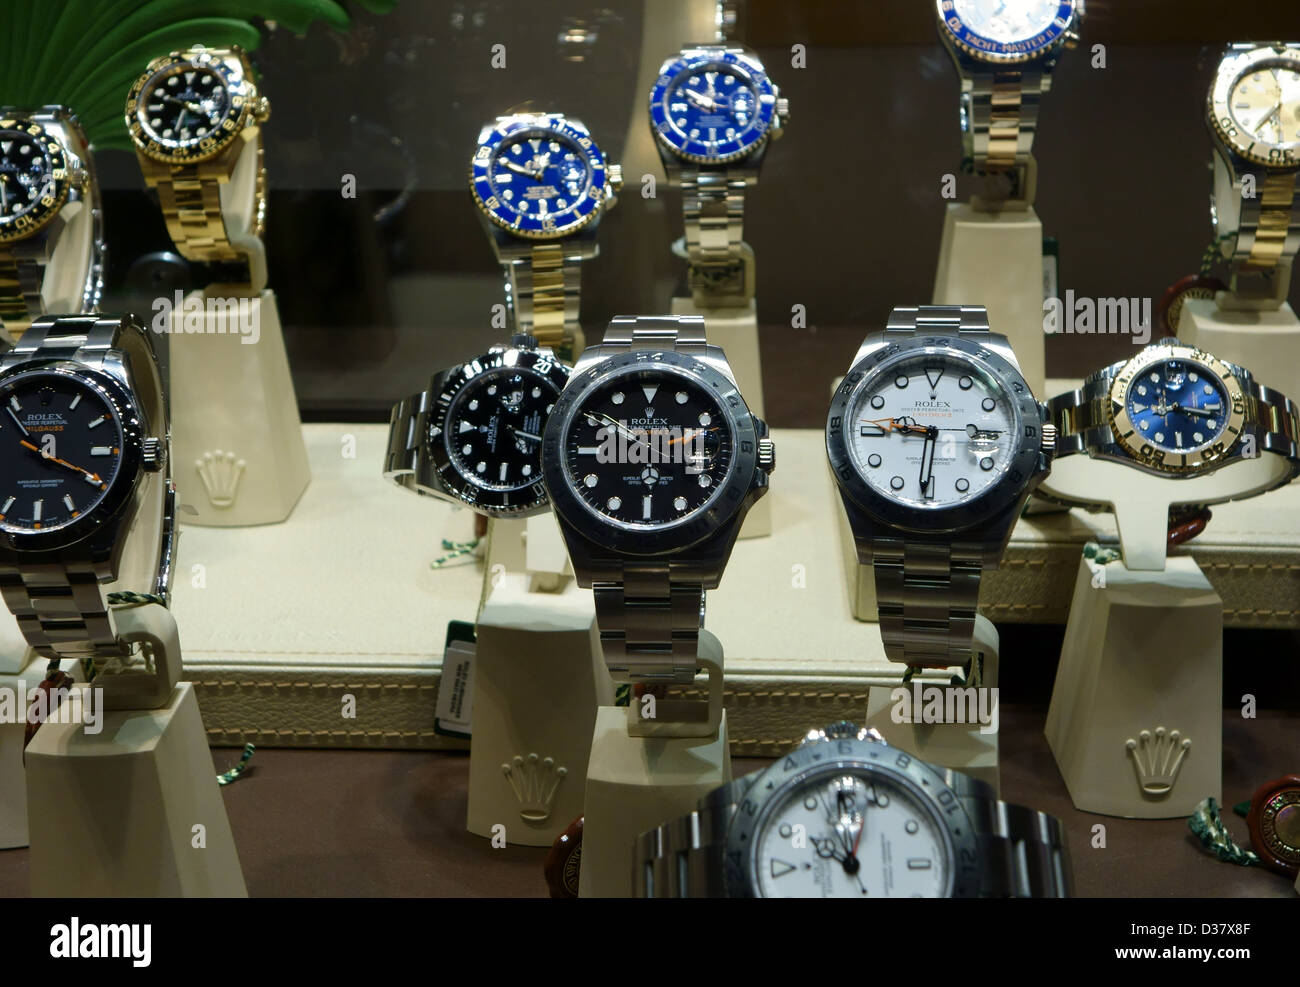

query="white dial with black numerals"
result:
[847,354,1016,509]
[752,768,954,898]
[563,369,732,528]
[951,0,1061,44]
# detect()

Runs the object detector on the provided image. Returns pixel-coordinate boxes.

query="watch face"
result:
[1107,344,1247,473]
[650,49,778,164]
[751,765,954,898]
[1210,46,1300,167]
[428,348,571,517]
[561,366,733,529]
[0,367,135,540]
[470,115,610,239]
[126,52,252,163]
[0,118,69,244]
[937,0,1075,61]
[845,351,1019,510]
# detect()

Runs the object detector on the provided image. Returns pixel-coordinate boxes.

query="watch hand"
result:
[503,159,542,179]
[685,89,717,111]
[1169,405,1215,419]
[860,416,929,436]
[5,407,25,438]
[510,427,542,442]
[918,426,938,497]
[20,439,102,484]
[589,412,652,450]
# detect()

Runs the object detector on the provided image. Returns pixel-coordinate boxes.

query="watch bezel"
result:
[0,363,145,552]
[126,49,256,165]
[827,334,1045,533]
[426,348,572,518]
[936,0,1077,65]
[723,736,982,898]
[0,117,70,245]
[469,114,610,240]
[1105,341,1247,474]
[542,349,759,556]
[649,48,779,165]
[1207,45,1300,169]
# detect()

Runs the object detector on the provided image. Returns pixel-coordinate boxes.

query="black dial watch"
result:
[384,334,571,518]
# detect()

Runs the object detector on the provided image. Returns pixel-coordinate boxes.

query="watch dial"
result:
[563,369,733,528]
[1123,359,1229,456]
[0,372,124,533]
[137,62,234,149]
[950,0,1062,44]
[486,129,592,228]
[662,62,761,156]
[846,354,1017,509]
[0,122,65,240]
[443,365,559,492]
[1228,61,1300,149]
[754,768,954,898]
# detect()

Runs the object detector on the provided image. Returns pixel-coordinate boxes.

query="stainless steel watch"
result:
[384,333,571,518]
[469,113,622,357]
[1047,337,1300,496]
[0,107,104,335]
[935,0,1084,202]
[541,315,773,686]
[0,314,174,663]
[636,722,1072,898]
[1206,43,1300,293]
[649,44,787,304]
[827,305,1054,671]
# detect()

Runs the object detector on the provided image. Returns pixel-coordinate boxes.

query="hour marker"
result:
[980,457,994,471]
[611,392,625,405]
[577,446,600,455]
[698,412,711,426]
[63,494,75,512]
[1154,432,1165,443]
[462,444,472,455]
[1193,432,1204,443]
[1174,432,1184,447]
[499,462,508,482]
[905,820,919,835]
[675,391,688,404]
[607,496,621,510]
[1190,372,1200,382]
[1207,419,1218,429]
[90,446,112,456]
[641,385,659,403]
[642,495,652,519]
[468,399,479,411]
[890,476,904,490]
[84,473,102,486]
[1,497,13,513]
[584,473,598,488]
[476,462,486,473]
[1139,421,1150,431]
[870,395,885,409]
[673,497,687,511]
[1131,402,1147,413]
[956,478,969,492]
[867,454,882,468]
[1203,384,1213,394]
[459,421,474,433]
[769,860,796,879]
[32,499,42,521]
[522,464,532,476]
[981,398,995,412]
[698,474,711,487]
[958,376,973,390]
[907,859,933,870]
[924,367,943,390]
[68,394,81,410]
[487,384,497,396]
[1148,372,1159,383]
[894,376,908,389]
[1136,385,1147,396]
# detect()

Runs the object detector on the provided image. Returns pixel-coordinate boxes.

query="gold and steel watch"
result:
[469,112,621,358]
[0,106,103,337]
[1207,42,1300,290]
[126,45,270,279]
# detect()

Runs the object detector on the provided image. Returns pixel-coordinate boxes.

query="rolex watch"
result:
[935,0,1084,199]
[1047,337,1300,491]
[649,44,787,303]
[827,305,1054,672]
[1206,43,1300,285]
[541,315,773,686]
[126,45,270,278]
[635,722,1072,898]
[0,314,174,663]
[470,113,621,357]
[0,107,103,334]
[384,334,571,518]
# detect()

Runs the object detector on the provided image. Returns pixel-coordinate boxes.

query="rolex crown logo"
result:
[645,406,655,419]
[1125,727,1192,797]
[501,753,567,824]
[195,449,246,509]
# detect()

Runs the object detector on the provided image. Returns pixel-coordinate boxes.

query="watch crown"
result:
[255,96,271,122]
[775,96,790,120]
[608,162,623,194]
[1041,422,1057,455]
[142,437,167,473]
[1063,30,1080,49]
[757,436,775,473]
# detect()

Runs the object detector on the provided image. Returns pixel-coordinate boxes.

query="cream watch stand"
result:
[169,134,310,526]
[1036,460,1269,817]
[467,513,613,847]
[0,635,54,849]
[579,631,729,898]
[25,603,247,896]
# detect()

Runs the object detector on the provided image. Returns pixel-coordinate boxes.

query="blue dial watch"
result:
[470,113,622,354]
[649,45,788,304]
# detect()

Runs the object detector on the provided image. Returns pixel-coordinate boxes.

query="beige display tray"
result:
[169,419,1300,755]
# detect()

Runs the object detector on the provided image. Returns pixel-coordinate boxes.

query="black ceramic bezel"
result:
[542,349,759,557]
[0,362,145,552]
[723,737,983,898]
[826,334,1043,534]
[425,347,571,518]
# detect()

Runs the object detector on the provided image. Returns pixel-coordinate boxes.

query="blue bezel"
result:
[469,114,608,240]
[649,49,777,164]
[936,0,1074,62]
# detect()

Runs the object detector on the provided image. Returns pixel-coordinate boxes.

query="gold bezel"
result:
[1208,44,1300,169]
[125,48,255,166]
[1106,342,1247,474]
[0,118,70,244]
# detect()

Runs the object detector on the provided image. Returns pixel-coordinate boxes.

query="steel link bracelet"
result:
[679,165,751,300]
